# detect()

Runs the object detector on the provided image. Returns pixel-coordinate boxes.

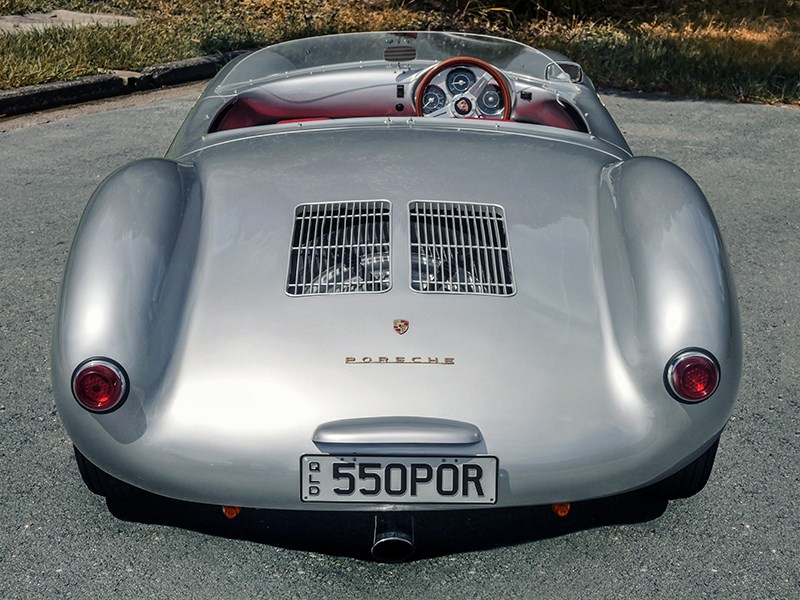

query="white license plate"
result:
[300,455,498,504]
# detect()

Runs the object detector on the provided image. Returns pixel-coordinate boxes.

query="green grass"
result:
[1,0,799,104]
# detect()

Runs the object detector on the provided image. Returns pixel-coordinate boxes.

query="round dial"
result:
[421,85,447,114]
[446,68,476,94]
[477,84,504,114]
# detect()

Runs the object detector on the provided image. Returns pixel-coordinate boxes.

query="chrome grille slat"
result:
[292,205,309,292]
[482,207,500,294]
[409,201,515,296]
[489,212,501,294]
[467,207,480,291]
[287,201,391,295]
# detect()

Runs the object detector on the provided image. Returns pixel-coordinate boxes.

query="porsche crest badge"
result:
[393,319,409,335]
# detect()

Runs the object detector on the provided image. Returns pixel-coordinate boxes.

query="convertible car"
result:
[53,31,741,561]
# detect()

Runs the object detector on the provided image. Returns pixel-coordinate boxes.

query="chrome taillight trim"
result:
[71,357,129,413]
[664,349,720,403]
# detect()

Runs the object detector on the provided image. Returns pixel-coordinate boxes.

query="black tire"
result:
[73,446,142,500]
[650,437,720,500]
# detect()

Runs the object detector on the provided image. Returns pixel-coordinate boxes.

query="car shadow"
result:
[107,490,668,561]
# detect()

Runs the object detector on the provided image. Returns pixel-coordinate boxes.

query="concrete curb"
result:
[0,51,248,117]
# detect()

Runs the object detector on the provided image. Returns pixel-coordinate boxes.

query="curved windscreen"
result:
[167,32,572,156]
[231,32,549,82]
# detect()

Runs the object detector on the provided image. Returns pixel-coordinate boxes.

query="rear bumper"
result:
[62,403,730,510]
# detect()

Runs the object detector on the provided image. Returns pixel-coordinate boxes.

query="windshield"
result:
[259,31,548,78]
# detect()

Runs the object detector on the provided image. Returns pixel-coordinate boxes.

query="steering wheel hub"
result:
[453,97,473,116]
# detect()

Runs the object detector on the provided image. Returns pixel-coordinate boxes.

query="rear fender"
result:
[598,157,741,409]
[53,158,199,441]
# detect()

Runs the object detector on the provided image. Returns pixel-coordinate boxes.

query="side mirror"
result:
[545,61,584,84]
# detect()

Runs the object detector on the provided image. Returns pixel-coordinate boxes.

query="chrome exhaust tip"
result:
[371,513,415,563]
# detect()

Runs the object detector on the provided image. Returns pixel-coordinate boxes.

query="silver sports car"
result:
[53,31,741,561]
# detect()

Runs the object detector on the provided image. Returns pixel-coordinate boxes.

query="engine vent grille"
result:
[409,201,515,295]
[287,201,391,296]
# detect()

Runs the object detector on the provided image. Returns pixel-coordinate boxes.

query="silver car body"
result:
[53,32,741,511]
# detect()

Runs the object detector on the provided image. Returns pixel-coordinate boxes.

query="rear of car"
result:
[53,119,740,513]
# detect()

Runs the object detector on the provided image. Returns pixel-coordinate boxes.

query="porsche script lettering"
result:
[345,356,455,365]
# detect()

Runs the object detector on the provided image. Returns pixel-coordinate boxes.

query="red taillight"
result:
[666,350,719,402]
[72,359,128,412]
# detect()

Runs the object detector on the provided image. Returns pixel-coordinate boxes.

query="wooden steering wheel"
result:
[414,56,513,120]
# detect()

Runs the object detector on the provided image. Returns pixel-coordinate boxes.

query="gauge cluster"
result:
[419,64,507,118]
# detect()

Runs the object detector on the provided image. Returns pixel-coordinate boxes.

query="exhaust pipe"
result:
[371,513,415,562]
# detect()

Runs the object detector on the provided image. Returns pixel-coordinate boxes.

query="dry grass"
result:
[516,17,800,103]
[1,0,798,103]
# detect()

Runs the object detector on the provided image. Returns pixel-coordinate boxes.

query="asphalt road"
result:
[1,85,798,599]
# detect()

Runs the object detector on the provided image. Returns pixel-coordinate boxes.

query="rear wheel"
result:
[650,438,720,500]
[73,446,142,500]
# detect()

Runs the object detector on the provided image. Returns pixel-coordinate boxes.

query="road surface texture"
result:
[0,84,798,599]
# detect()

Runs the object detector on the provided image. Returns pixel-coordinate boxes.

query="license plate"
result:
[300,455,498,504]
